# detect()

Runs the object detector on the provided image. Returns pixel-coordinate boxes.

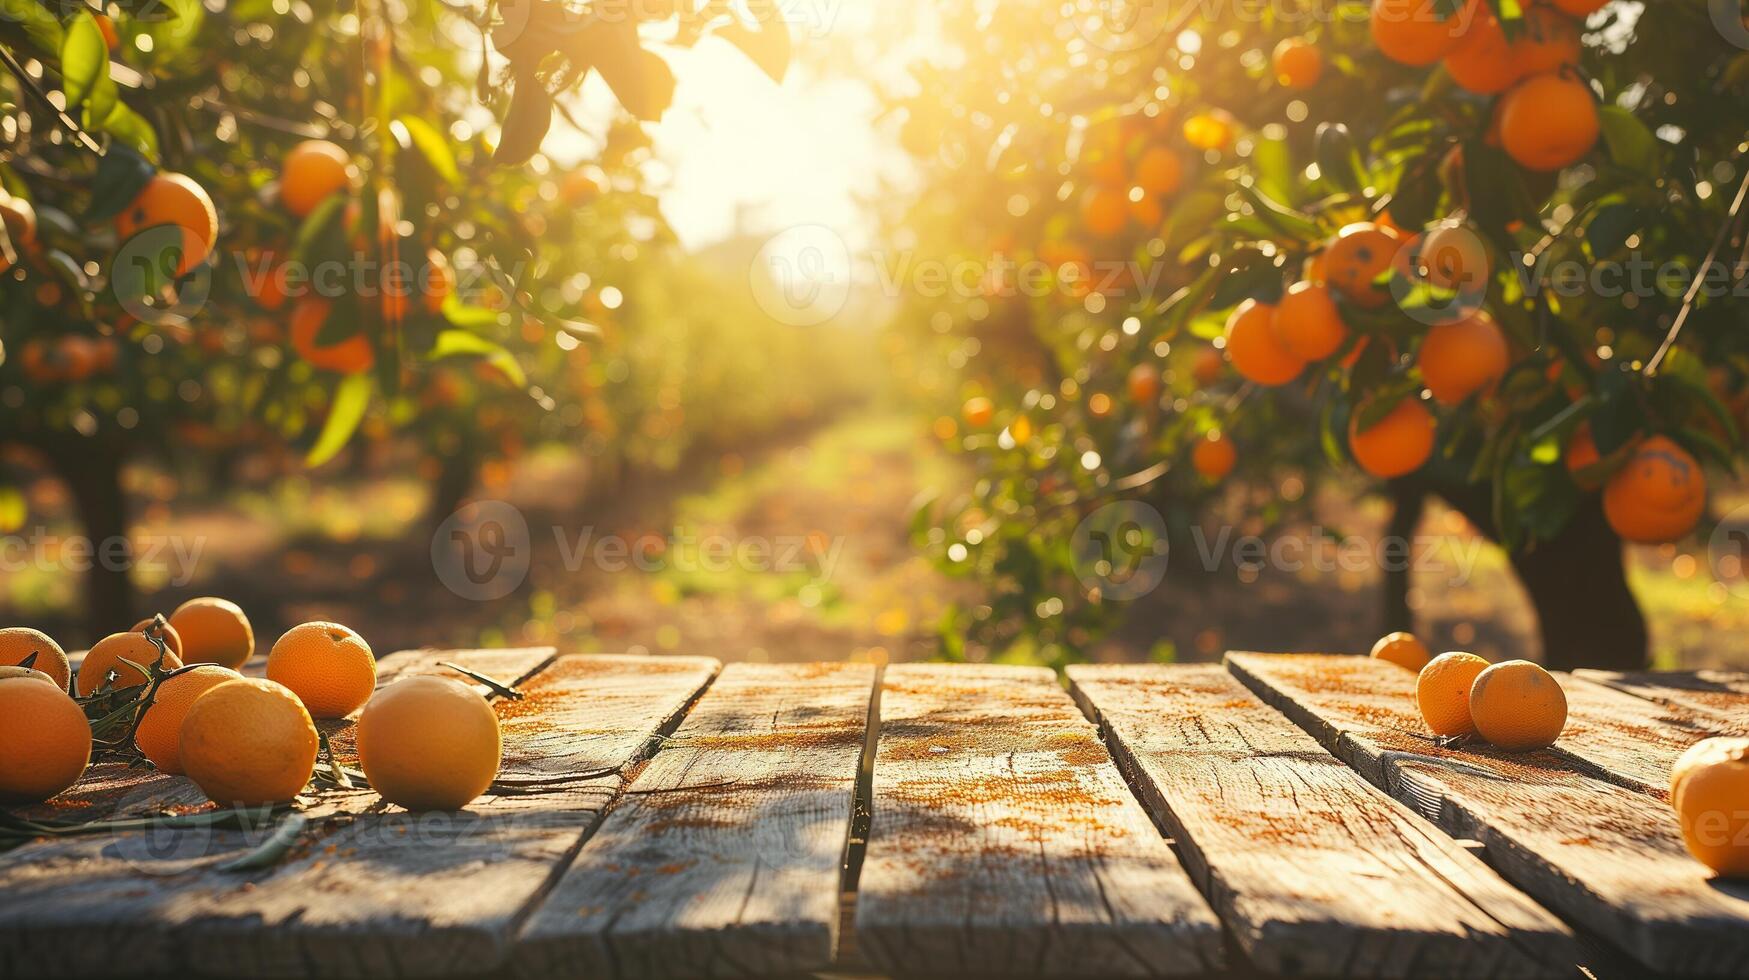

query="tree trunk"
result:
[1383,483,1424,636]
[43,438,135,631]
[427,440,480,532]
[1435,486,1647,672]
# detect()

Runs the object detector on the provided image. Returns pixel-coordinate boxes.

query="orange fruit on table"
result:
[0,665,59,685]
[1417,311,1509,405]
[280,139,352,217]
[1417,651,1491,737]
[1602,435,1707,544]
[1224,299,1306,387]
[1271,281,1349,361]
[1469,659,1567,751]
[1371,0,1471,66]
[290,297,377,374]
[1080,185,1129,238]
[1349,396,1437,478]
[1443,7,1521,95]
[1324,223,1403,309]
[132,618,185,661]
[1551,0,1606,14]
[1134,146,1184,196]
[1511,5,1582,77]
[77,631,182,697]
[1182,110,1236,151]
[180,678,319,806]
[1498,72,1599,172]
[1418,221,1489,291]
[168,597,255,669]
[0,626,71,692]
[357,675,502,811]
[1670,737,1749,876]
[962,396,994,427]
[1127,363,1161,405]
[113,173,217,278]
[1272,37,1323,89]
[1371,631,1432,671]
[133,665,243,774]
[266,621,377,719]
[1192,432,1237,481]
[0,677,91,803]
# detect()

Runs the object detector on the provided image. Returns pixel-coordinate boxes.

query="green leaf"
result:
[84,143,156,223]
[0,0,64,53]
[305,374,374,467]
[97,103,159,161]
[141,0,204,63]
[395,116,461,185]
[59,13,107,111]
[430,330,527,387]
[441,301,504,329]
[492,79,553,168]
[1597,106,1658,176]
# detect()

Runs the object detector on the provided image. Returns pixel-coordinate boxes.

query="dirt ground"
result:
[3,405,1746,670]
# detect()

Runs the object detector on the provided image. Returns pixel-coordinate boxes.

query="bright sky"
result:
[549,1,901,254]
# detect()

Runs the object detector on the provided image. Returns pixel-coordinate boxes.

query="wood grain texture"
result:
[514,662,877,980]
[854,663,1224,978]
[1574,669,1749,732]
[1068,663,1578,978]
[0,651,718,979]
[1227,652,1749,977]
[1555,672,1743,796]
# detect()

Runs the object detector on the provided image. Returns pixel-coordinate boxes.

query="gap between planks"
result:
[512,661,881,980]
[1226,652,1749,977]
[1068,663,1580,978]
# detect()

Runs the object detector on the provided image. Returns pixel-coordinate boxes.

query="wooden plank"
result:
[1574,669,1749,732]
[1227,652,1749,977]
[854,663,1224,978]
[1068,663,1578,978]
[0,652,718,979]
[1556,672,1744,796]
[513,662,876,980]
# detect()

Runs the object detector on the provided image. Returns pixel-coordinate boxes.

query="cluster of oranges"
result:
[0,602,501,813]
[1371,0,1600,171]
[268,139,455,376]
[1221,215,1513,482]
[1369,631,1567,751]
[1374,631,1749,877]
[1077,118,1188,240]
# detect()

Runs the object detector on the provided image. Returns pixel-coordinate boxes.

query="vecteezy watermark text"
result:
[0,529,204,586]
[432,500,845,600]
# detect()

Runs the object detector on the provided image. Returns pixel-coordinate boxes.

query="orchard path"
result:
[3,405,1744,669]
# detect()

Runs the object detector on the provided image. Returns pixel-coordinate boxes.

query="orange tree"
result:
[0,0,784,626]
[889,0,1749,670]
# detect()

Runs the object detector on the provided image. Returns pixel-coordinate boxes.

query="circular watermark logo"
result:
[1711,0,1749,50]
[749,224,851,327]
[1390,224,1490,326]
[432,500,532,601]
[1071,500,1170,600]
[1709,502,1749,600]
[1072,0,1172,53]
[112,225,212,327]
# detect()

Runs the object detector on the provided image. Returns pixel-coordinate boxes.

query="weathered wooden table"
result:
[3,650,1747,978]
